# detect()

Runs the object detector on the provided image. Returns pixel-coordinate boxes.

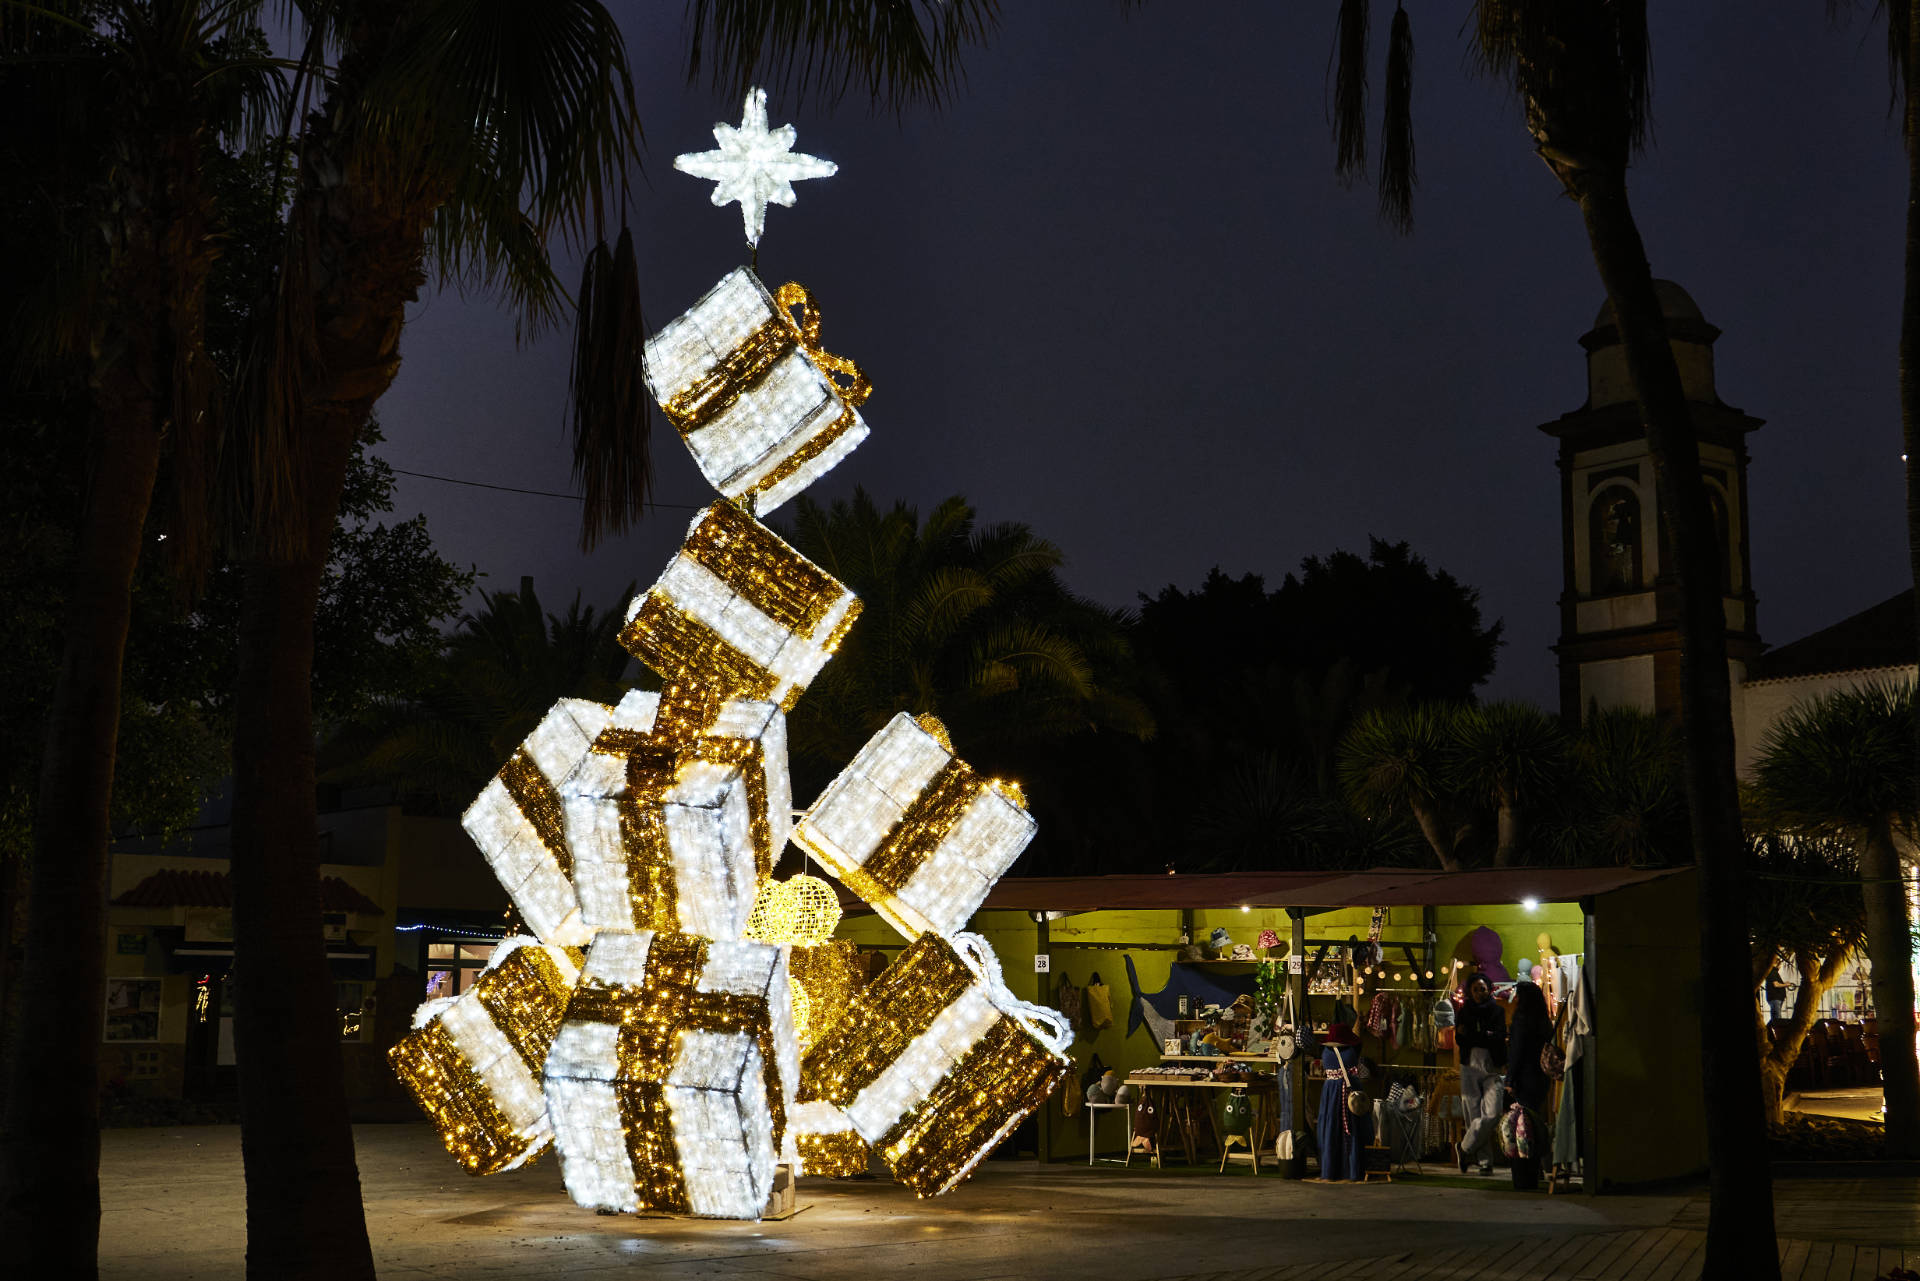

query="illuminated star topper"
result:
[674,88,837,248]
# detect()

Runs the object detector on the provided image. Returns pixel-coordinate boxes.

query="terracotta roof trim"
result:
[113,868,384,916]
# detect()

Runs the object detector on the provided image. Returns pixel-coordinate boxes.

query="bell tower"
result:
[1539,280,1763,723]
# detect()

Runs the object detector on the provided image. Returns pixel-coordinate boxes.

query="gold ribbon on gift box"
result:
[661,281,873,501]
[563,933,788,1215]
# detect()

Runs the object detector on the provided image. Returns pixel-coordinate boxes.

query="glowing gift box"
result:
[562,690,791,941]
[789,1099,870,1179]
[619,502,860,716]
[798,932,1070,1197]
[784,938,862,1053]
[460,698,643,947]
[793,713,1035,941]
[646,268,871,515]
[543,930,800,1219]
[388,938,582,1175]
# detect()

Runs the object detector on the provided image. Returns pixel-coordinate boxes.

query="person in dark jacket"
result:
[1504,981,1554,1190]
[1455,975,1507,1173]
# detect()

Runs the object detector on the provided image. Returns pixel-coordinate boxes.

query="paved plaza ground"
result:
[99,1124,1920,1281]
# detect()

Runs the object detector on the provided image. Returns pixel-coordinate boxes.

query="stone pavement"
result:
[97,1125,1920,1281]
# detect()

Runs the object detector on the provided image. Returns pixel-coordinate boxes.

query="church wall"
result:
[1736,665,1919,778]
[1578,654,1656,717]
[1588,340,1715,409]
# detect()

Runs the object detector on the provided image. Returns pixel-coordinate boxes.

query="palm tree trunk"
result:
[223,15,438,1272]
[229,413,376,1281]
[1406,797,1463,872]
[1896,0,1920,1163]
[1493,796,1520,867]
[1573,169,1778,1280]
[1862,822,1920,1154]
[0,378,162,1278]
[1756,947,1845,1128]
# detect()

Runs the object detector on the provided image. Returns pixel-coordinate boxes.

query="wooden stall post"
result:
[1036,912,1053,1169]
[1283,906,1309,1178]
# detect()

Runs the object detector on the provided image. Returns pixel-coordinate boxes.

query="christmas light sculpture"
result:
[391,88,1069,1220]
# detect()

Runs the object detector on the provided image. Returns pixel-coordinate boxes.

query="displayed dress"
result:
[1316,1044,1373,1181]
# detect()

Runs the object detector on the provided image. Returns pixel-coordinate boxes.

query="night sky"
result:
[372,2,1908,705]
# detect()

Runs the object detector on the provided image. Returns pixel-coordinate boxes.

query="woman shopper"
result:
[1504,981,1554,1190]
[1456,974,1507,1173]
[1315,1023,1373,1181]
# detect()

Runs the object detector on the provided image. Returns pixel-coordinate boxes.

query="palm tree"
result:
[1449,701,1566,866]
[322,578,634,812]
[774,490,1152,788]
[1836,0,1920,1163]
[1550,705,1690,868]
[0,4,280,1270]
[1329,4,1777,1264]
[221,9,1000,1276]
[1338,705,1470,871]
[1750,683,1920,1155]
[1745,835,1869,1128]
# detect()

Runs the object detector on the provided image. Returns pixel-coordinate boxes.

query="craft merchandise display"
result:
[389,90,1070,1219]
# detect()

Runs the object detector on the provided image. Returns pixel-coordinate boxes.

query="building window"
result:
[1707,487,1734,592]
[426,941,498,998]
[1589,486,1642,595]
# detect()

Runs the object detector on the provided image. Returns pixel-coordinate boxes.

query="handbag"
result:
[1541,1000,1569,1081]
[1334,1052,1369,1116]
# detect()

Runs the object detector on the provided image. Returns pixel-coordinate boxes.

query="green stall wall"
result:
[832,900,1587,1163]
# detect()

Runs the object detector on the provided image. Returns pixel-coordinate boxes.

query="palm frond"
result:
[568,226,650,550]
[1331,0,1369,182]
[684,0,1003,112]
[899,566,993,650]
[352,0,640,288]
[1751,680,1917,837]
[1377,2,1415,231]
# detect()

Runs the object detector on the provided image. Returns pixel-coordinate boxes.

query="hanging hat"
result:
[1322,1022,1360,1047]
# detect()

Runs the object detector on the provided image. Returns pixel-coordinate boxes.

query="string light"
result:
[396,134,1081,1216]
[794,713,1036,941]
[645,270,870,513]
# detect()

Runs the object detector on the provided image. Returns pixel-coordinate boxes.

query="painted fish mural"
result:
[1124,954,1258,1044]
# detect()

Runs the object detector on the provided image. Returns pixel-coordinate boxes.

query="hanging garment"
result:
[1085,973,1114,1031]
[1316,1045,1374,1181]
[1552,961,1592,1167]
[1056,976,1083,1031]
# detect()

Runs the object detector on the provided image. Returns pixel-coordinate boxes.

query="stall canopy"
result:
[967,866,1683,912]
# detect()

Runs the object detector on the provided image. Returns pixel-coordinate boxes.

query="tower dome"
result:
[1580,279,1721,409]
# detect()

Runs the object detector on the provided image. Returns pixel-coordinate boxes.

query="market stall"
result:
[829,865,1701,1192]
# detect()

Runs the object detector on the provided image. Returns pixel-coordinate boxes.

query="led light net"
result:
[564,690,791,941]
[543,930,798,1218]
[387,939,582,1174]
[396,251,1074,1217]
[799,932,1070,1197]
[794,712,1036,941]
[645,268,870,514]
[620,501,861,717]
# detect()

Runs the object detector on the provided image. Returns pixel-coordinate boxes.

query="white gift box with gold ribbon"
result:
[543,930,799,1219]
[619,502,860,715]
[387,938,582,1176]
[646,268,870,515]
[793,713,1034,941]
[561,690,791,941]
[462,699,651,947]
[798,932,1069,1197]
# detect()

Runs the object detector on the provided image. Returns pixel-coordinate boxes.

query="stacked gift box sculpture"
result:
[387,90,1070,1219]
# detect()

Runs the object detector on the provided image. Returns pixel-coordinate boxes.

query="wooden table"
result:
[1123,1075,1279,1169]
